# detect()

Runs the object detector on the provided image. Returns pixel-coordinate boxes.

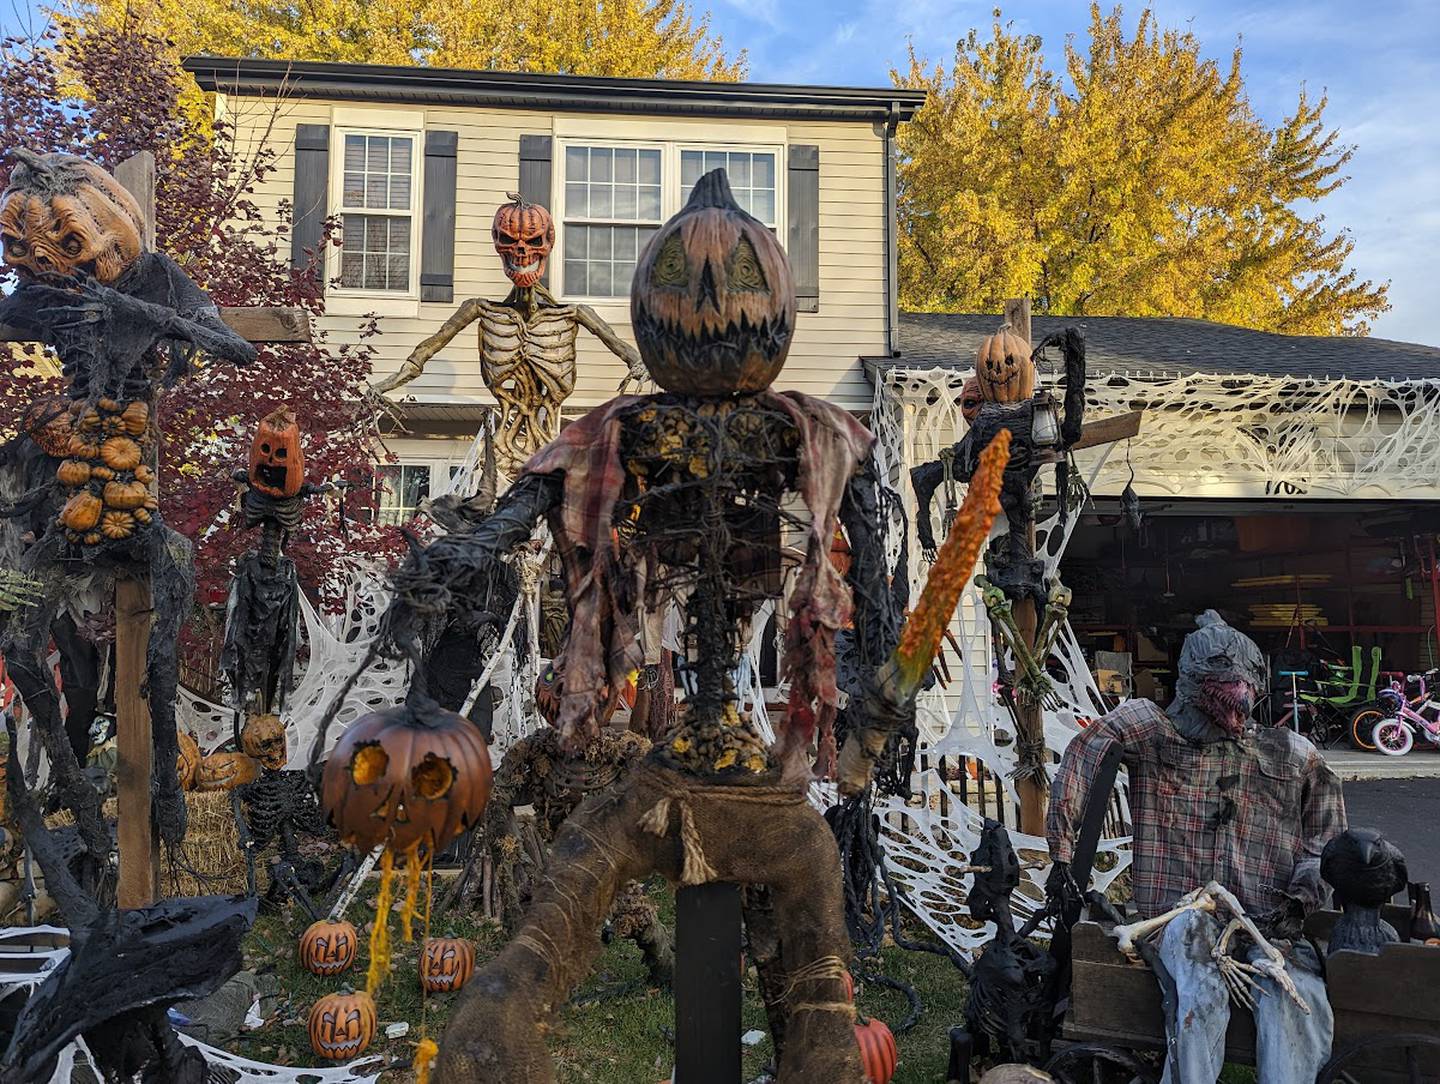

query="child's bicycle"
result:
[1348,668,1440,752]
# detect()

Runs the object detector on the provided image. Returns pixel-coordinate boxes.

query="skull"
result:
[492,194,554,289]
[241,712,289,770]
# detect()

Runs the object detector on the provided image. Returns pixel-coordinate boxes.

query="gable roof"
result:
[184,57,927,124]
[877,312,1440,383]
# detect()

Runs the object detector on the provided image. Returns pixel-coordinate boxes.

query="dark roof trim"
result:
[184,57,927,122]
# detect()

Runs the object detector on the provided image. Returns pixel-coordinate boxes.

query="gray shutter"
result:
[518,135,554,288]
[420,130,459,303]
[787,145,820,314]
[292,124,330,285]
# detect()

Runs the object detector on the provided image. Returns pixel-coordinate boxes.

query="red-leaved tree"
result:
[0,23,404,680]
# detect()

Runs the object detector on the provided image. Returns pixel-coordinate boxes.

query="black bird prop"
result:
[1322,827,1408,956]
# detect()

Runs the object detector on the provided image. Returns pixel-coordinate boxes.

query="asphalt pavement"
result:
[1343,775,1440,884]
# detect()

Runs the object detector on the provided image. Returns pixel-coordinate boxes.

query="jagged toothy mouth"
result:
[316,1038,364,1055]
[631,303,791,371]
[426,972,460,989]
[505,259,542,277]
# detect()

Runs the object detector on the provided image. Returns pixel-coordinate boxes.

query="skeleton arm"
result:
[574,304,646,390]
[371,297,485,395]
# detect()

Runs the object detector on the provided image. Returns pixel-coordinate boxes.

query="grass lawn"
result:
[234,878,971,1082]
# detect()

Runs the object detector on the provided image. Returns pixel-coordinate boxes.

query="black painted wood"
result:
[674,882,743,1084]
[518,134,554,288]
[786,144,820,314]
[291,124,330,283]
[420,129,459,302]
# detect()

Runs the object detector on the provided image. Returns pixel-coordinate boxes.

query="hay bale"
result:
[979,1067,1054,1083]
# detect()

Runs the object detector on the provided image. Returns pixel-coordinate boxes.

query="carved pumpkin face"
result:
[248,406,305,499]
[976,325,1035,404]
[308,989,376,1060]
[322,697,493,854]
[1,151,145,284]
[420,934,475,993]
[299,918,358,977]
[241,712,288,770]
[193,751,260,792]
[631,169,795,397]
[959,375,984,424]
[492,195,554,289]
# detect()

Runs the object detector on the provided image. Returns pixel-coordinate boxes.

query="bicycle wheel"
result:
[1372,718,1414,756]
[1348,707,1382,752]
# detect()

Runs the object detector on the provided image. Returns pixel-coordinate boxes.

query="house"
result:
[185,57,924,519]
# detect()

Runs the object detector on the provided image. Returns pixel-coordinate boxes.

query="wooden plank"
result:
[1,306,311,345]
[113,153,157,251]
[114,574,157,908]
[1328,940,1440,1023]
[674,883,742,1083]
[1071,410,1144,451]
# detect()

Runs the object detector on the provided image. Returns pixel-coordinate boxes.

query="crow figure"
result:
[1321,827,1408,956]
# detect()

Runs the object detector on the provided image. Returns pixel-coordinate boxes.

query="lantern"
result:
[307,988,376,1060]
[420,933,476,993]
[321,697,493,854]
[492,194,554,289]
[975,325,1035,404]
[241,712,289,771]
[248,406,305,499]
[1030,392,1062,450]
[299,918,358,977]
[855,1016,898,1083]
[631,169,796,397]
[0,151,145,284]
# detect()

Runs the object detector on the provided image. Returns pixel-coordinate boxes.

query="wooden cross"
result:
[1001,298,1141,835]
[1,151,312,907]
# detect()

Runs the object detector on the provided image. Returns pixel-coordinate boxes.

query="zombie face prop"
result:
[1169,610,1267,740]
[241,712,289,770]
[960,374,984,424]
[631,169,796,397]
[492,194,554,289]
[1,151,145,284]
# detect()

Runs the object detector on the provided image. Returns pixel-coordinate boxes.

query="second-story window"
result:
[680,149,777,226]
[338,132,416,293]
[562,145,663,299]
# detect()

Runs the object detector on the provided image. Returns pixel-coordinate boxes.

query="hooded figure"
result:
[1167,609,1269,742]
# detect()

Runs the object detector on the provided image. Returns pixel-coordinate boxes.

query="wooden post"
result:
[674,883,742,1083]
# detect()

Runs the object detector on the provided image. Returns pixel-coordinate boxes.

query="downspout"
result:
[882,101,902,357]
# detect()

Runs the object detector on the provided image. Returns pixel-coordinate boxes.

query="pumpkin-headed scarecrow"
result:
[338,170,1008,1081]
[0,150,255,874]
[370,192,646,471]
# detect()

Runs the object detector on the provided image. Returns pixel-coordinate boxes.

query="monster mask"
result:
[1168,609,1268,741]
[492,194,554,289]
[1,151,145,284]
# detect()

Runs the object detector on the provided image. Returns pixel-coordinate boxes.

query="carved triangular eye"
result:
[726,235,768,293]
[649,231,689,288]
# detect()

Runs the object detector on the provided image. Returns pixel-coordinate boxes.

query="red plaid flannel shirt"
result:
[1047,699,1347,919]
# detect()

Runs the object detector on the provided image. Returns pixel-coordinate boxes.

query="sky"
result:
[4,0,1437,344]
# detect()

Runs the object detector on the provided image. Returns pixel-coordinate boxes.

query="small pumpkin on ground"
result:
[299,918,359,977]
[855,1016,898,1083]
[307,988,376,1060]
[420,933,476,993]
[193,751,260,792]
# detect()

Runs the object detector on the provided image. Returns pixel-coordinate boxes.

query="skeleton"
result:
[370,193,644,470]
[1110,880,1310,1015]
[976,575,1071,707]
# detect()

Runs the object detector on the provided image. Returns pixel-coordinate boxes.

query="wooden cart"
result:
[1049,905,1440,1083]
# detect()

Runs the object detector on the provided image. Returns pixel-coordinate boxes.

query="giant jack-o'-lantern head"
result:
[631,169,796,397]
[492,193,554,289]
[976,324,1036,404]
[248,406,305,499]
[1,150,145,284]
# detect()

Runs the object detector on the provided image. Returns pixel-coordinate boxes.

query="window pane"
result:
[344,135,366,171]
[367,137,388,173]
[389,218,411,249]
[614,185,636,219]
[564,260,587,295]
[753,153,775,188]
[615,148,636,183]
[366,174,388,209]
[639,185,661,220]
[343,215,366,246]
[343,172,365,206]
[681,150,702,186]
[364,255,385,290]
[565,224,587,258]
[590,185,613,218]
[639,149,661,184]
[589,261,613,296]
[590,147,613,181]
[729,154,752,187]
[614,227,637,261]
[366,217,388,250]
[387,254,409,289]
[341,251,364,288]
[704,150,726,175]
[390,137,412,174]
[402,464,430,507]
[565,182,588,218]
[751,189,775,224]
[589,226,612,262]
[390,173,411,209]
[565,146,588,181]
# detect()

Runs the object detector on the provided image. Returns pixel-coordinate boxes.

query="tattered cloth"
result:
[519,391,873,761]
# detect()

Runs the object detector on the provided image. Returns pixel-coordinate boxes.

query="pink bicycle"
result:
[1370,677,1440,756]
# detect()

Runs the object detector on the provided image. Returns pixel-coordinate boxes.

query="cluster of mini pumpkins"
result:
[297,916,475,1061]
[32,396,160,545]
[173,713,290,793]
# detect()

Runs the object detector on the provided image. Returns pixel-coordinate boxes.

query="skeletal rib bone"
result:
[1109,881,1310,1015]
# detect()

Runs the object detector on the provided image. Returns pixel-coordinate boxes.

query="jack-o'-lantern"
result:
[194,751,259,792]
[248,406,305,499]
[307,988,376,1060]
[855,1016,898,1083]
[299,918,358,977]
[959,375,984,423]
[176,730,201,790]
[420,933,475,993]
[1,151,145,284]
[976,325,1035,404]
[631,169,796,397]
[492,194,554,289]
[23,396,74,458]
[321,696,492,854]
[241,712,288,770]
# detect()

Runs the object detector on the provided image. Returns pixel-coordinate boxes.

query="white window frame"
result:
[329,126,422,300]
[554,137,786,305]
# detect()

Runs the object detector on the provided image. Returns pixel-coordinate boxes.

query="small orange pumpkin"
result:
[100,509,135,540]
[103,479,149,510]
[420,933,476,993]
[118,400,148,436]
[299,918,359,977]
[134,464,154,485]
[60,491,102,532]
[56,460,91,487]
[248,406,305,499]
[99,436,142,471]
[90,465,114,481]
[855,1016,898,1083]
[176,731,201,790]
[67,435,100,459]
[193,751,259,792]
[82,531,101,545]
[134,507,152,524]
[976,325,1035,404]
[307,988,376,1061]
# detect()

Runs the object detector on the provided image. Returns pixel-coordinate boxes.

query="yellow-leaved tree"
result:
[895,5,1388,334]
[80,0,747,80]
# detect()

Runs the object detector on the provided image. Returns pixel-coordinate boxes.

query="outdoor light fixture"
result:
[1031,391,1062,449]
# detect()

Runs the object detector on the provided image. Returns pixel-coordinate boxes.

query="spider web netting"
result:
[867,365,1132,954]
